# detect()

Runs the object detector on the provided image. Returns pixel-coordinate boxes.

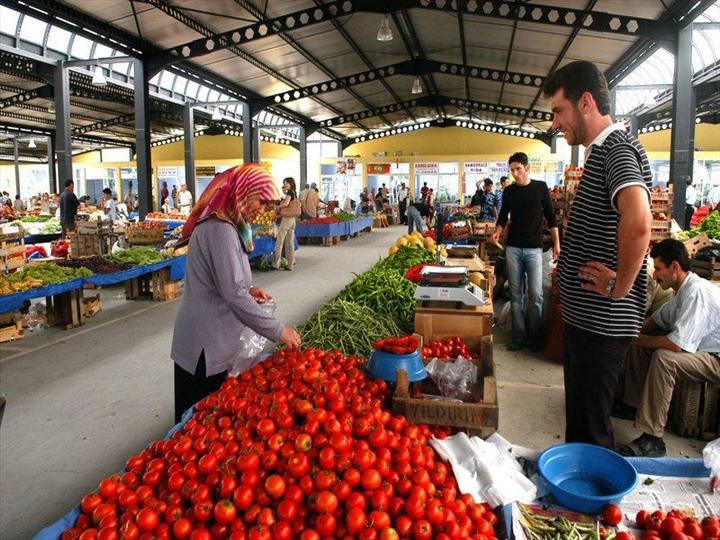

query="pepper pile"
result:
[301,217,340,225]
[334,211,356,222]
[404,262,438,284]
[60,348,499,540]
[422,336,477,360]
[372,335,419,355]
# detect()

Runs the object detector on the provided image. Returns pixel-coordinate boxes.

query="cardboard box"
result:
[392,335,497,436]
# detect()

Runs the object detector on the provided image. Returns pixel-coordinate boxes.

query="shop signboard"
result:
[336,158,357,174]
[196,166,216,177]
[157,166,177,178]
[414,162,439,175]
[464,162,490,175]
[367,163,391,175]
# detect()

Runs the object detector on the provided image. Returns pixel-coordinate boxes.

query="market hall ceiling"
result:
[0,0,719,155]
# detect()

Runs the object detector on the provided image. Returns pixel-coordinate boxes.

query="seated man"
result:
[619,239,720,457]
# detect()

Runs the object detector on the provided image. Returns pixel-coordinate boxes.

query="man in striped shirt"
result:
[543,61,653,449]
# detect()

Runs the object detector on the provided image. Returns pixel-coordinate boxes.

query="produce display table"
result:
[249,235,298,259]
[296,217,373,246]
[0,257,187,314]
[145,219,185,231]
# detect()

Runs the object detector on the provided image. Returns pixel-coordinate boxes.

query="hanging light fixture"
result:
[91,64,107,86]
[411,77,422,95]
[376,14,393,41]
[28,138,36,148]
[212,107,222,121]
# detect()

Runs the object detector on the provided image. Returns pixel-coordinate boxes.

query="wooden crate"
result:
[125,274,153,300]
[0,320,23,343]
[668,379,720,440]
[45,288,84,330]
[81,294,102,318]
[127,226,165,246]
[415,285,494,337]
[1,235,26,273]
[683,233,713,259]
[70,233,116,257]
[691,256,720,281]
[392,335,498,436]
[76,220,112,235]
[151,268,181,301]
[322,235,341,247]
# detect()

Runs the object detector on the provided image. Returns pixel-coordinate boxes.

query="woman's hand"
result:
[249,286,271,304]
[280,327,301,350]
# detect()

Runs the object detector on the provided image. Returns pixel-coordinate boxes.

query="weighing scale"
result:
[414,266,487,308]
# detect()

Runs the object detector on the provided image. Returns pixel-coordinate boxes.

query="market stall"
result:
[295,215,374,246]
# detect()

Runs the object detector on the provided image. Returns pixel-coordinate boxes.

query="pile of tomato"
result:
[61,348,498,540]
[422,337,476,361]
[372,336,419,356]
[301,217,341,225]
[631,509,720,540]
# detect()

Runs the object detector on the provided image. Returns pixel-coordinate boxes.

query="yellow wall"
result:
[639,124,720,154]
[343,127,551,159]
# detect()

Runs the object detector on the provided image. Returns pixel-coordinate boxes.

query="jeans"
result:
[505,246,543,346]
[407,208,424,234]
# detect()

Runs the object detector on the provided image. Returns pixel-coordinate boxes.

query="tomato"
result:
[214,499,237,525]
[602,504,623,527]
[662,518,685,537]
[361,469,382,491]
[135,508,159,532]
[616,533,635,540]
[316,514,337,536]
[271,522,292,540]
[636,510,650,528]
[704,524,720,539]
[99,479,121,500]
[315,491,338,514]
[189,530,212,540]
[395,516,413,537]
[81,494,104,515]
[346,508,367,534]
[193,501,213,522]
[118,520,139,540]
[412,519,433,540]
[97,528,118,540]
[198,454,218,475]
[264,474,286,499]
[232,486,254,510]
[92,504,116,526]
[683,522,703,540]
[277,500,297,523]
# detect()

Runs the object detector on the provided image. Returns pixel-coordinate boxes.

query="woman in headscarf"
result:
[171,164,301,422]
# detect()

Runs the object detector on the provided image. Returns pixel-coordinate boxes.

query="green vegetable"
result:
[106,247,165,266]
[40,217,62,234]
[338,266,417,332]
[20,215,53,223]
[298,299,402,357]
[10,262,92,285]
[701,211,720,239]
[334,211,356,222]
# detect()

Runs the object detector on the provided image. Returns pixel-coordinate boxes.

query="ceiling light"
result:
[529,133,535,138]
[696,117,702,124]
[212,107,222,121]
[28,138,36,148]
[376,14,393,41]
[411,77,422,95]
[91,65,107,86]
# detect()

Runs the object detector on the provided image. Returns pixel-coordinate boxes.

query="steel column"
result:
[242,102,253,163]
[252,122,260,162]
[669,24,695,228]
[629,116,639,136]
[133,59,153,218]
[54,62,72,184]
[299,126,307,190]
[570,145,580,167]
[183,104,196,199]
[13,138,20,197]
[47,135,56,193]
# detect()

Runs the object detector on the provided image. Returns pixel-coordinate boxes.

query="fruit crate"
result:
[0,320,23,343]
[691,256,720,281]
[1,234,26,273]
[151,268,181,301]
[76,220,113,235]
[668,379,720,440]
[127,226,165,246]
[70,233,116,257]
[81,294,102,318]
[683,233,712,259]
[392,335,498,436]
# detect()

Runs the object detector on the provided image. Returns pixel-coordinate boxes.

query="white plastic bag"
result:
[703,438,720,493]
[229,299,277,377]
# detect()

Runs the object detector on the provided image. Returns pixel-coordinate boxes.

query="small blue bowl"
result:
[365,349,427,382]
[538,443,638,514]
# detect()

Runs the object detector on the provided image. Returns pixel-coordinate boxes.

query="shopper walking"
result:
[543,60,652,449]
[491,153,559,351]
[178,184,193,216]
[160,181,169,208]
[301,182,320,220]
[398,183,409,224]
[172,164,301,422]
[684,177,698,230]
[273,177,301,270]
[101,188,118,222]
[478,178,499,222]
[171,185,179,209]
[59,179,79,236]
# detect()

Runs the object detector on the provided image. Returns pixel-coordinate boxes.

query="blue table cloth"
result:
[0,278,86,313]
[248,236,298,259]
[24,233,62,244]
[295,217,373,239]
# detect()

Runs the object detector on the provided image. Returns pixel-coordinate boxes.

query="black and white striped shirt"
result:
[558,127,652,337]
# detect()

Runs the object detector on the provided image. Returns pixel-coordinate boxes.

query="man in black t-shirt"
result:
[59,179,79,237]
[491,152,560,351]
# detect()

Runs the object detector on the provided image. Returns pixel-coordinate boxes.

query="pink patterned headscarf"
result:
[179,163,279,251]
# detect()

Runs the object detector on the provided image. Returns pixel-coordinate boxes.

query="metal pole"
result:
[133,58,153,219]
[610,89,617,119]
[570,145,580,167]
[299,126,308,190]
[242,102,253,163]
[183,104,196,200]
[629,116,639,137]
[47,135,56,193]
[669,24,695,229]
[54,62,72,185]
[13,138,20,197]
[252,121,260,162]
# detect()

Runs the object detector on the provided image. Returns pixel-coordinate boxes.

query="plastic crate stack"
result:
[650,187,673,243]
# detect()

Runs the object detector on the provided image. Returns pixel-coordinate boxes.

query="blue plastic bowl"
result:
[538,443,638,514]
[365,349,427,382]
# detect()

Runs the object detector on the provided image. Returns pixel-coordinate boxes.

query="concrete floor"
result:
[0,225,703,538]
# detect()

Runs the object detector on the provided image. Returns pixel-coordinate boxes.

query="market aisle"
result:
[0,226,399,539]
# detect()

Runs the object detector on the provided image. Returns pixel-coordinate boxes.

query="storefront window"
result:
[320,162,363,205]
[464,162,509,199]
[414,162,459,203]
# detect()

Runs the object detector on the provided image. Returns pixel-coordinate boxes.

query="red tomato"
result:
[172,518,193,539]
[603,504,623,527]
[264,475,286,499]
[135,508,159,532]
[616,533,635,540]
[214,499,237,525]
[315,491,338,514]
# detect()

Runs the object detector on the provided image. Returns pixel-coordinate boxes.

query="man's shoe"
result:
[618,433,666,457]
[611,402,637,421]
